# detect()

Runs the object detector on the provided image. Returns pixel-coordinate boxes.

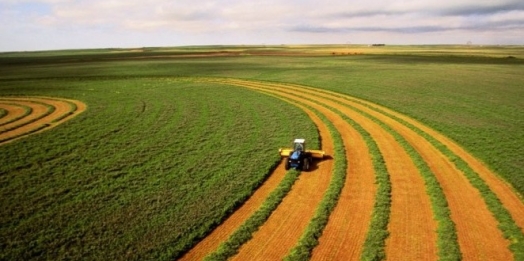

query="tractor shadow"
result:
[308,154,333,172]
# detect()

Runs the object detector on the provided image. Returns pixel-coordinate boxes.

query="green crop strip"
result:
[347,99,524,260]
[0,108,7,119]
[204,169,301,261]
[284,98,346,260]
[337,116,390,261]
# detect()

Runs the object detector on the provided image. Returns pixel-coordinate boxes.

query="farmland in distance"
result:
[1,45,524,260]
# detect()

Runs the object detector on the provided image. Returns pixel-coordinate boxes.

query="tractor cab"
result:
[293,138,306,152]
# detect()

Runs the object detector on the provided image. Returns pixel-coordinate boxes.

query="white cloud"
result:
[1,0,523,51]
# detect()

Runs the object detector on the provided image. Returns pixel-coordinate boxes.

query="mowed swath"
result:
[226,79,437,260]
[179,78,524,260]
[0,97,86,145]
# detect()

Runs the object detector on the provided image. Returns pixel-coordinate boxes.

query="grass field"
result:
[1,45,524,260]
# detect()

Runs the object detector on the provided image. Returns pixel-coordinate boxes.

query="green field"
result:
[1,45,523,260]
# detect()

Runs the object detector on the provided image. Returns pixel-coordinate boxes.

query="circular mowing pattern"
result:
[179,78,524,261]
[0,97,86,145]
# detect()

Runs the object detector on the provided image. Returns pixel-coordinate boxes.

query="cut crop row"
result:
[289,83,523,260]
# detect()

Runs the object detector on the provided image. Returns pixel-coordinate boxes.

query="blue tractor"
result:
[279,139,325,171]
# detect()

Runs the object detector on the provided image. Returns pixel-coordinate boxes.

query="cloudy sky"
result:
[1,0,524,52]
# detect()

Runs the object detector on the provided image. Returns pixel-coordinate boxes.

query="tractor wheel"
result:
[285,160,290,170]
[303,158,310,171]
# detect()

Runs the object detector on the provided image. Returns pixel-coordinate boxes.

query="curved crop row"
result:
[180,78,524,261]
[0,97,85,144]
[225,79,437,260]
[297,84,524,259]
[0,103,32,127]
[204,169,301,261]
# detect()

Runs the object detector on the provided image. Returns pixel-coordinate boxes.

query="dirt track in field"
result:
[0,97,86,145]
[178,78,524,261]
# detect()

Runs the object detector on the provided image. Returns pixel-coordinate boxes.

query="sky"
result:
[1,0,524,52]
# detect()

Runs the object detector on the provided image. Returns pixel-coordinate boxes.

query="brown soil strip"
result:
[0,103,28,126]
[178,163,289,260]
[0,97,86,145]
[299,87,515,260]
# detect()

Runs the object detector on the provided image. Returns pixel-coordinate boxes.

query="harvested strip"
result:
[0,97,86,145]
[0,101,48,134]
[205,168,301,260]
[178,162,289,260]
[228,89,335,260]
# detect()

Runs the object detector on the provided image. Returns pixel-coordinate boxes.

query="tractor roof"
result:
[294,138,305,144]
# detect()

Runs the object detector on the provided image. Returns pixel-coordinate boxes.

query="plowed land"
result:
[179,78,524,261]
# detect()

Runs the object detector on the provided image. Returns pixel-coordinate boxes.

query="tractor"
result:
[279,138,325,171]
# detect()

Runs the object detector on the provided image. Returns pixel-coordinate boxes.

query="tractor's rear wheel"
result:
[285,160,290,170]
